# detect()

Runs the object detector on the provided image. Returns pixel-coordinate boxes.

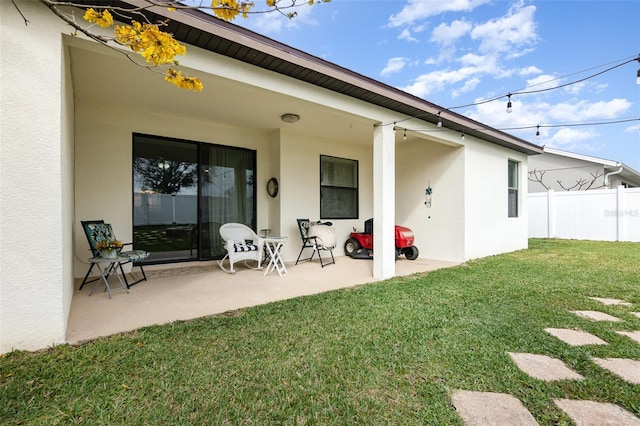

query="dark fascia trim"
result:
[83,0,544,155]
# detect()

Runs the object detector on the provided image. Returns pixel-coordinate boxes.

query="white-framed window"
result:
[320,155,358,219]
[508,159,519,218]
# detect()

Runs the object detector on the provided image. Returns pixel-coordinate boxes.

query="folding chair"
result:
[80,220,150,289]
[295,219,336,267]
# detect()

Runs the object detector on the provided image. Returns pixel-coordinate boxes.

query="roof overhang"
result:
[544,147,640,182]
[70,0,544,155]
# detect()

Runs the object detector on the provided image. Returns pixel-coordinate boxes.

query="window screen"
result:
[508,160,519,218]
[320,155,358,219]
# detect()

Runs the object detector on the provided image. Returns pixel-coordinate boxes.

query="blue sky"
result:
[231,0,640,171]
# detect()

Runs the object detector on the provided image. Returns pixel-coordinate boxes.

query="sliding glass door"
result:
[199,144,256,258]
[132,134,256,263]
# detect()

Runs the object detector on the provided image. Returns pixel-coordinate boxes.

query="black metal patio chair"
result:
[80,220,150,289]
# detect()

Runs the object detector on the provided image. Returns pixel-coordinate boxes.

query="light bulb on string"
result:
[460,130,465,140]
[403,129,407,141]
[437,112,443,127]
[506,94,513,113]
[535,125,541,140]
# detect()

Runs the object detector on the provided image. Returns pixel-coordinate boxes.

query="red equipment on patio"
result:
[344,218,419,260]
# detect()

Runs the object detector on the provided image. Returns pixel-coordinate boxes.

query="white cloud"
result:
[388,1,540,104]
[388,0,490,28]
[399,67,478,98]
[525,74,560,92]
[548,128,601,151]
[470,3,538,56]
[519,65,542,76]
[563,81,586,95]
[459,53,490,67]
[381,57,408,76]
[398,28,418,42]
[550,99,632,122]
[452,77,481,97]
[431,20,472,46]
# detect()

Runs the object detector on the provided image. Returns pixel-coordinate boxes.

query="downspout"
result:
[603,163,623,188]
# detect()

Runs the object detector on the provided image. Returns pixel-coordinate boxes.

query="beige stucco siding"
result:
[1,1,71,352]
[464,138,529,260]
[396,137,465,262]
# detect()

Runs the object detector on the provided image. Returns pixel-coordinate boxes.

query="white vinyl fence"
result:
[134,193,197,226]
[529,187,640,242]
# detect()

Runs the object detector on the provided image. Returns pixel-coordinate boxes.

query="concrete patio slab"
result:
[589,297,633,306]
[592,358,640,384]
[554,399,640,426]
[545,328,608,346]
[508,352,583,381]
[66,256,458,343]
[451,390,539,425]
[571,310,622,322]
[616,330,640,344]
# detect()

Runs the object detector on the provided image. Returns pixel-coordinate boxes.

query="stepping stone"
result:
[592,357,640,384]
[589,297,633,306]
[554,399,640,426]
[545,328,608,346]
[616,330,640,344]
[571,310,622,322]
[508,352,583,381]
[451,390,539,425]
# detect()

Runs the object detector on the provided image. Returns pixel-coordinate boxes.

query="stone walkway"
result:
[452,296,640,425]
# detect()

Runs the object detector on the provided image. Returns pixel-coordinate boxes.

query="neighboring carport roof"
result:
[87,0,543,155]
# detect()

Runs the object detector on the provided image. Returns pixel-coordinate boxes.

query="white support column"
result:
[373,124,395,280]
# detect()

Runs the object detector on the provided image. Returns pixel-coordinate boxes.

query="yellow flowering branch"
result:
[28,0,331,91]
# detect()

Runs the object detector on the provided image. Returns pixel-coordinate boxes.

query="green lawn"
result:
[2,239,639,424]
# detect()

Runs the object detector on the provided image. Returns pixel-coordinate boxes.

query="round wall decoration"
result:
[267,177,279,198]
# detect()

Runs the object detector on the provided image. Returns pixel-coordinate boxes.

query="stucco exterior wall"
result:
[396,138,465,262]
[528,152,640,192]
[73,102,273,277]
[464,138,529,260]
[528,153,607,192]
[1,1,70,353]
[278,130,373,262]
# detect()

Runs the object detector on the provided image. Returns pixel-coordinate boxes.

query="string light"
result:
[403,129,407,140]
[395,117,639,140]
[382,54,640,130]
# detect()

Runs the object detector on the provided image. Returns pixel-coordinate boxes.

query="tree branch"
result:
[527,169,550,190]
[10,0,30,26]
[38,0,109,43]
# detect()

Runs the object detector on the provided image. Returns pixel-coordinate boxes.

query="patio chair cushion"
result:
[232,242,259,252]
[307,223,337,248]
[123,249,151,262]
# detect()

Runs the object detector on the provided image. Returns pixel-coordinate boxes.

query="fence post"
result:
[547,189,555,238]
[616,185,624,241]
